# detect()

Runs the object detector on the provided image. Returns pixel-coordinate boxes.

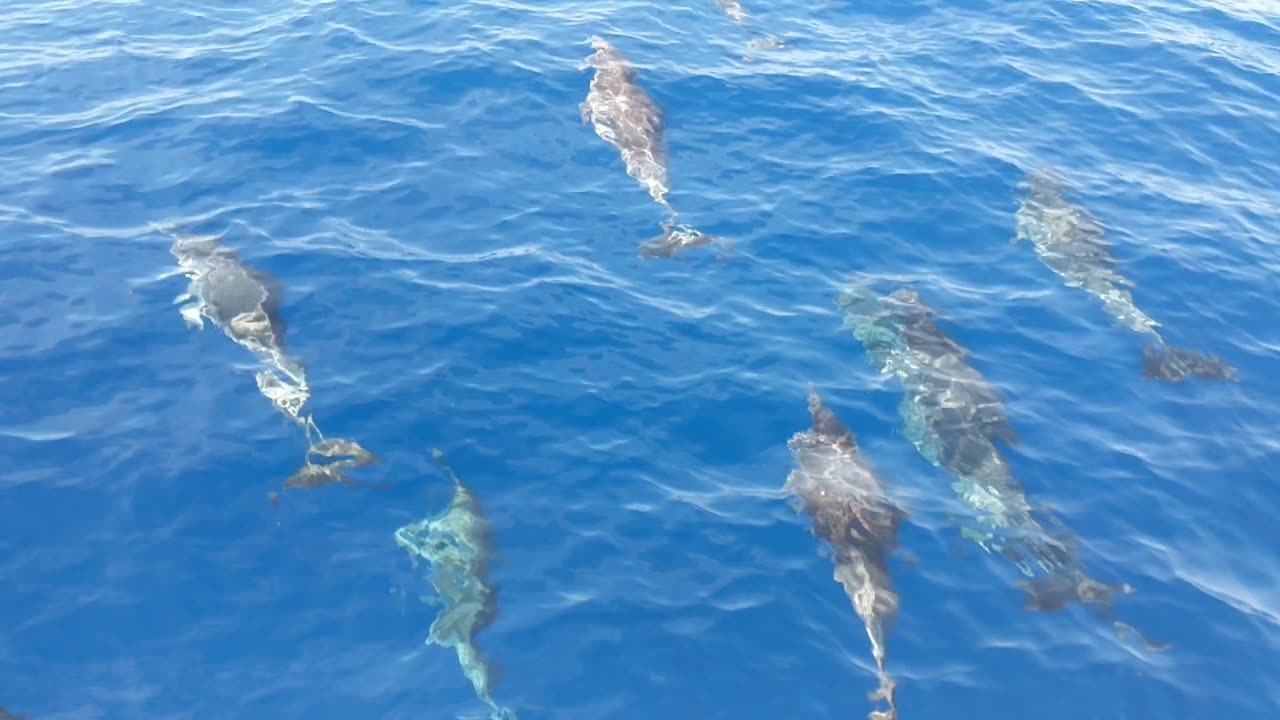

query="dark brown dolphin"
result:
[785,385,903,720]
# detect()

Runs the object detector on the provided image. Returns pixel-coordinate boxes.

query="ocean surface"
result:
[2,1,1278,718]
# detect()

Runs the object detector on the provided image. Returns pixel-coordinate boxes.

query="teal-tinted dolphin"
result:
[395,449,515,720]
[838,283,1165,649]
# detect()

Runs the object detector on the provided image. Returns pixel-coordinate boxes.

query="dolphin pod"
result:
[836,282,1168,650]
[580,36,726,259]
[395,450,515,720]
[1014,170,1238,382]
[162,226,381,499]
[109,18,1250,720]
[785,386,903,720]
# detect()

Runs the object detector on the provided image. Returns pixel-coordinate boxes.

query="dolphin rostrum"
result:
[162,225,379,496]
[786,386,902,720]
[579,35,726,259]
[1014,170,1237,382]
[395,449,516,720]
[837,283,1166,649]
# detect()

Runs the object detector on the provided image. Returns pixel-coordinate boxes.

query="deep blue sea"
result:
[2,1,1278,719]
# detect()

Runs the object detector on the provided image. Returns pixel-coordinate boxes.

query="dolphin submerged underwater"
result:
[837,283,1166,650]
[1014,170,1238,383]
[785,385,903,720]
[395,449,515,720]
[162,225,380,498]
[580,35,727,259]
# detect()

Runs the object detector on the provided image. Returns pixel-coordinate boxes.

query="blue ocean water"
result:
[2,0,1278,718]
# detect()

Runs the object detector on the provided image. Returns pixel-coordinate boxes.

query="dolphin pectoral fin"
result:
[1141,343,1238,382]
[178,302,204,329]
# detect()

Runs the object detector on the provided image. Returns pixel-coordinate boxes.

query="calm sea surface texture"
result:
[1,1,1278,719]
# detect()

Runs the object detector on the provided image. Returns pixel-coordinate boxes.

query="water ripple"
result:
[0,0,1277,719]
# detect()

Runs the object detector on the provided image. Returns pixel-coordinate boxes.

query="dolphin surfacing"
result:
[1014,170,1238,383]
[395,449,515,720]
[786,386,902,720]
[579,36,725,259]
[163,225,380,496]
[837,283,1166,650]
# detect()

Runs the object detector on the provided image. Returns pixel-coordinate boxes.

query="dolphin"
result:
[837,283,1166,649]
[0,707,29,720]
[579,36,726,259]
[785,386,902,720]
[395,449,516,720]
[1014,170,1237,382]
[162,225,379,496]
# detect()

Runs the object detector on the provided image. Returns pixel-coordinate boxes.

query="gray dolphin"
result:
[837,283,1167,650]
[395,449,516,720]
[162,225,379,496]
[786,386,902,720]
[1014,170,1237,382]
[579,36,726,259]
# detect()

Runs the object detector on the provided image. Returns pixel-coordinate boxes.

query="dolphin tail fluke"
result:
[279,456,389,497]
[1141,343,1238,382]
[1114,620,1173,652]
[1019,572,1135,615]
[638,220,726,259]
[485,703,518,720]
[866,666,897,720]
[272,431,383,499]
